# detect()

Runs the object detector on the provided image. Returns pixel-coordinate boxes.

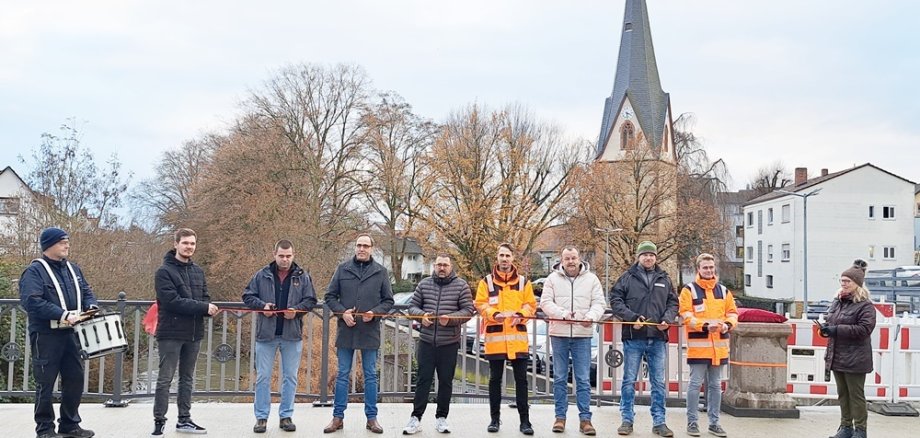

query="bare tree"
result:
[182,64,373,298]
[131,136,217,234]
[360,92,437,281]
[10,120,160,298]
[672,113,732,275]
[673,113,729,201]
[417,103,585,279]
[749,161,792,197]
[19,120,130,230]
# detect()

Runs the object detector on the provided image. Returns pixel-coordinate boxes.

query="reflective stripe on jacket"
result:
[474,266,536,360]
[678,276,738,366]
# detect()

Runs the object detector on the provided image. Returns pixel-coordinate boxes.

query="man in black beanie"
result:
[19,227,98,438]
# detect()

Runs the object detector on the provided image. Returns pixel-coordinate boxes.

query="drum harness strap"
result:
[32,258,82,329]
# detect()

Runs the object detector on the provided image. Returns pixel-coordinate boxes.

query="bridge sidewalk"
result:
[0,402,913,437]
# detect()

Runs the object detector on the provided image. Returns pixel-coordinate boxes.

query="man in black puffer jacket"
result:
[151,228,218,436]
[401,254,475,435]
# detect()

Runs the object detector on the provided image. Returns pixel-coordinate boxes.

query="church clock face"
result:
[622,108,633,120]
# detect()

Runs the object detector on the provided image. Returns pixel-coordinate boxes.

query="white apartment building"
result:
[743,164,915,303]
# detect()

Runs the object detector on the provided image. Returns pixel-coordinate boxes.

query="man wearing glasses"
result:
[402,254,475,435]
[323,234,394,434]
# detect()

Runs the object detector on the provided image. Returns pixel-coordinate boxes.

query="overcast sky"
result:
[2,0,918,189]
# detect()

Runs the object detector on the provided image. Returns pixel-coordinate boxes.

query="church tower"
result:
[592,0,679,279]
[596,0,675,163]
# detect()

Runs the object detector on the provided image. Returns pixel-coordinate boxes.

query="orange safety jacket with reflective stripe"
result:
[678,275,739,366]
[475,265,536,361]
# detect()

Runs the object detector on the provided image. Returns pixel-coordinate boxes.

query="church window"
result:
[620,121,635,151]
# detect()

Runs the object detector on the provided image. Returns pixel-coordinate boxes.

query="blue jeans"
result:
[620,338,667,426]
[333,348,378,419]
[254,338,303,420]
[686,363,723,425]
[551,336,592,420]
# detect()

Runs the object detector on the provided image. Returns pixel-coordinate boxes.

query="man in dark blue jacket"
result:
[323,234,394,434]
[20,227,98,438]
[609,241,678,437]
[242,239,317,433]
[151,228,218,436]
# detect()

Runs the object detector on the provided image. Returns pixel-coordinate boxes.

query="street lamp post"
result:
[777,188,821,316]
[594,227,623,292]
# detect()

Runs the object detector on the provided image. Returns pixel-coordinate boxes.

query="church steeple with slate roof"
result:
[596,0,675,163]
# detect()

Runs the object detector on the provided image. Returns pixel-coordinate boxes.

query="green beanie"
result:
[636,240,657,256]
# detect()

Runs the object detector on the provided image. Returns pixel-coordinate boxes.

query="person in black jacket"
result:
[19,227,98,438]
[401,254,474,435]
[242,239,317,433]
[151,228,218,436]
[323,234,394,434]
[608,241,678,437]
[820,260,876,438]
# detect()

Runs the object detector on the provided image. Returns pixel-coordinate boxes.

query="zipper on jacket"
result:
[569,275,575,338]
[185,265,198,342]
[433,283,443,346]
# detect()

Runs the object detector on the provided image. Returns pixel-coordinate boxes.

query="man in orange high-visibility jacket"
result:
[678,253,738,438]
[475,243,537,435]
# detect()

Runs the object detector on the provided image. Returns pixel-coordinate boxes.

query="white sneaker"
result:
[435,417,450,433]
[403,416,421,435]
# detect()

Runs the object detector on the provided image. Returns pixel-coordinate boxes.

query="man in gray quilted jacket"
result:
[401,254,475,435]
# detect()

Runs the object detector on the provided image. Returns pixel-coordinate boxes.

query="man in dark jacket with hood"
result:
[152,228,218,436]
[323,234,394,434]
[401,254,474,435]
[19,227,98,438]
[609,241,678,437]
[242,239,317,433]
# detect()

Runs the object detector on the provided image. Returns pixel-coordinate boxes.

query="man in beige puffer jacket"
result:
[539,246,606,435]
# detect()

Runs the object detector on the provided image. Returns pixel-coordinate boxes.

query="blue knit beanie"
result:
[40,227,69,251]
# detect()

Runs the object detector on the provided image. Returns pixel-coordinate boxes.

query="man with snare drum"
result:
[19,227,98,438]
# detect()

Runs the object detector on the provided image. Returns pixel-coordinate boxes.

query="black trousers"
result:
[31,331,85,435]
[488,358,529,421]
[411,341,460,419]
[153,339,202,422]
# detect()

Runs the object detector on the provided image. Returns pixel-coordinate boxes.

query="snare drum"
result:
[74,313,128,359]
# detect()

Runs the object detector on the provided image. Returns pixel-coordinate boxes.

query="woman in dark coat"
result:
[820,260,876,438]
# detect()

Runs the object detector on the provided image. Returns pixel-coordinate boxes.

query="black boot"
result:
[488,418,501,433]
[519,417,534,436]
[851,428,866,438]
[829,425,854,438]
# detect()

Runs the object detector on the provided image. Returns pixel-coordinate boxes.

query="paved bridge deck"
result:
[0,402,913,437]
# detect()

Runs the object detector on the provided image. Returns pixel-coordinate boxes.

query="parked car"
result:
[804,301,831,320]
[531,278,546,297]
[390,292,418,330]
